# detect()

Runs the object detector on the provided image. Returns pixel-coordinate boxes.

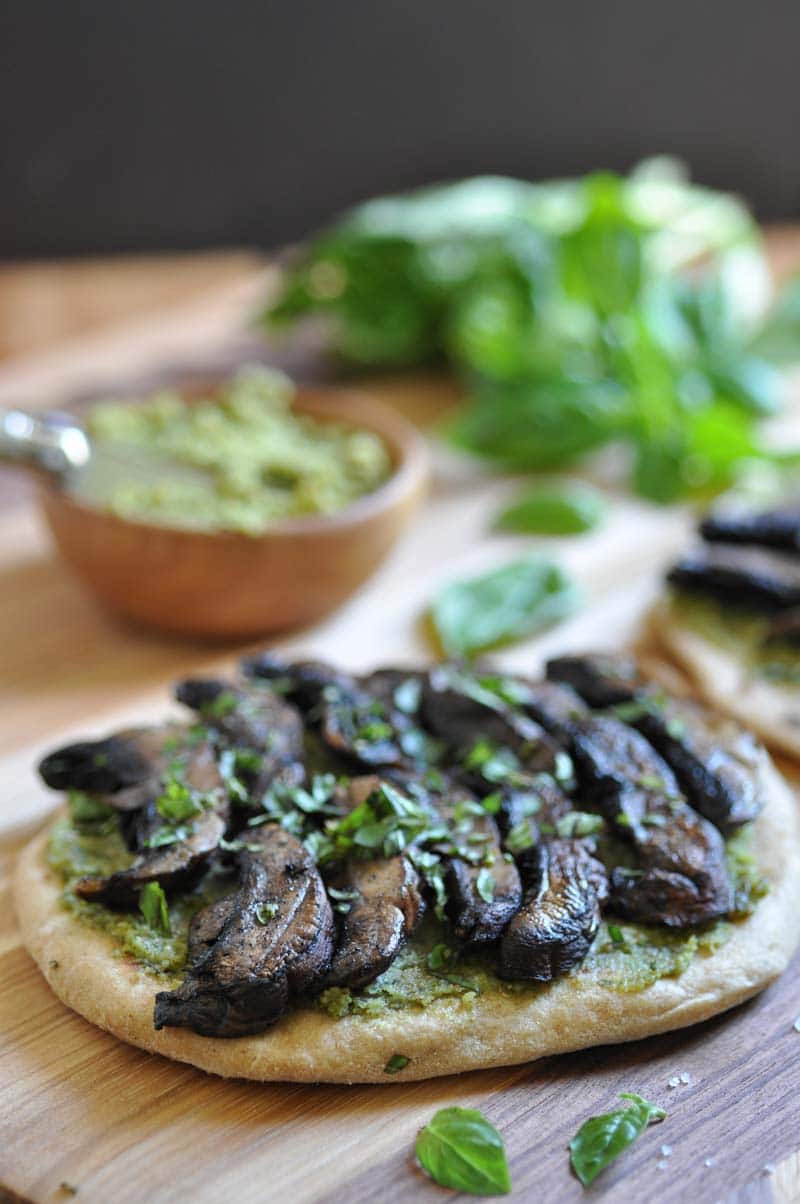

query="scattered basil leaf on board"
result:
[495,482,605,535]
[415,1107,511,1196]
[384,1054,410,1074]
[569,1093,666,1186]
[429,557,580,659]
[139,882,171,937]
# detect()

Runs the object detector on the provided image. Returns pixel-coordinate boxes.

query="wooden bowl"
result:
[37,386,429,638]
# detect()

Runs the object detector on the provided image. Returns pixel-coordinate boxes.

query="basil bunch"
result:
[266,160,800,503]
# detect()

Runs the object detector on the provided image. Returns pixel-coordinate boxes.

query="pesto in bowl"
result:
[86,366,391,534]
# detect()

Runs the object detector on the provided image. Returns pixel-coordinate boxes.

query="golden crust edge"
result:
[14,763,800,1086]
[650,597,800,760]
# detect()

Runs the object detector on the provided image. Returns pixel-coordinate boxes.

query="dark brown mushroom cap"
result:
[37,725,186,803]
[667,544,800,612]
[153,824,334,1038]
[324,854,425,990]
[498,839,608,982]
[568,715,732,927]
[548,652,764,833]
[420,665,551,756]
[700,506,800,552]
[75,741,228,908]
[546,653,644,708]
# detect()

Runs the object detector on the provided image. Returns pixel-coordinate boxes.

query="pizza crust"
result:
[652,597,800,760]
[14,758,800,1084]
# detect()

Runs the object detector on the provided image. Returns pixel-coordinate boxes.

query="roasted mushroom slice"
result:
[420,665,551,757]
[547,653,764,832]
[511,678,589,738]
[667,544,800,613]
[700,506,800,552]
[568,716,731,926]
[153,825,334,1038]
[318,686,407,769]
[240,653,353,712]
[498,839,608,982]
[324,855,425,989]
[175,677,305,802]
[432,790,522,949]
[38,724,186,808]
[75,741,228,908]
[546,653,642,708]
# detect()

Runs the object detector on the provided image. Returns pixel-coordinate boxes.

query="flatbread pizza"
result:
[654,504,800,758]
[14,653,800,1083]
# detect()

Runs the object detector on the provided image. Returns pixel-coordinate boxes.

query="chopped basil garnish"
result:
[415,1107,511,1196]
[384,1053,410,1074]
[139,882,171,936]
[393,677,422,715]
[426,945,480,992]
[143,824,191,849]
[68,791,115,827]
[555,811,605,838]
[476,867,495,904]
[569,1093,666,1186]
[505,821,535,854]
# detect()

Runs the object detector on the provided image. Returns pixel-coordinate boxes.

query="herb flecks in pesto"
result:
[84,366,391,534]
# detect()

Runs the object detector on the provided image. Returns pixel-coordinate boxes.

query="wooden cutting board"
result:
[2,253,800,1204]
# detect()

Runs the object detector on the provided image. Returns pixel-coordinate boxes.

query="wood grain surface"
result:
[2,239,800,1203]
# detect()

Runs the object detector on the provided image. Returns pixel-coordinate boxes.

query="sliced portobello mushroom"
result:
[567,715,732,926]
[175,677,305,803]
[511,677,590,738]
[700,506,800,553]
[154,824,334,1038]
[420,664,553,758]
[324,854,426,989]
[667,544,800,613]
[547,653,764,832]
[240,653,353,713]
[75,741,228,908]
[498,839,609,982]
[38,724,186,808]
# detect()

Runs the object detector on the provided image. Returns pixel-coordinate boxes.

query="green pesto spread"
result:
[47,815,233,978]
[84,366,391,534]
[46,810,767,1006]
[669,591,800,686]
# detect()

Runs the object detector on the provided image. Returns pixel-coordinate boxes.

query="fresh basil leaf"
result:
[415,1106,511,1196]
[429,556,580,659]
[139,882,171,937]
[495,482,605,535]
[569,1093,666,1186]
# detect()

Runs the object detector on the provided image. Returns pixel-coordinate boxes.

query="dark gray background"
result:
[2,1,799,259]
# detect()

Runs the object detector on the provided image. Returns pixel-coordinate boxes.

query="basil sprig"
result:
[569,1093,666,1186]
[415,1107,511,1196]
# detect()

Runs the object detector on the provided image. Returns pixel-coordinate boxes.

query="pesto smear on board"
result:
[85,367,391,534]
